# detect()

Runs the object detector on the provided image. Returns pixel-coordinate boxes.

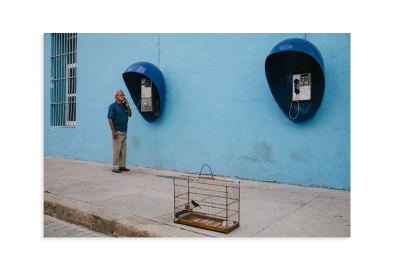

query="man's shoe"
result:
[119,167,130,171]
[112,169,121,173]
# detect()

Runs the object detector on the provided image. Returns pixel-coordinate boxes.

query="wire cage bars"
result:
[174,175,240,234]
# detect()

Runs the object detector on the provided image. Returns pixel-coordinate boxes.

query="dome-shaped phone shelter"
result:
[265,38,325,123]
[122,62,166,123]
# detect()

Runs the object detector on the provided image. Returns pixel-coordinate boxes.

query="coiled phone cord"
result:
[289,93,300,120]
[129,99,141,111]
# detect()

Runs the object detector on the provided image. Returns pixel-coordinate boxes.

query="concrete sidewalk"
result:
[43,157,350,237]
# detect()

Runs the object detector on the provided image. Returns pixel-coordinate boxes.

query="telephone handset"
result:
[294,79,300,94]
[122,98,128,111]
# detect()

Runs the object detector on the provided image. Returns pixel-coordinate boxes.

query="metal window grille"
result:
[50,33,77,127]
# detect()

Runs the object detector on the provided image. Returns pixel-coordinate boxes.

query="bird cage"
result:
[173,174,240,234]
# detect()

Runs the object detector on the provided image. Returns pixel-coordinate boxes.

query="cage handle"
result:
[199,164,215,179]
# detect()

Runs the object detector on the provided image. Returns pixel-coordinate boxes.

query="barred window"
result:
[51,33,77,127]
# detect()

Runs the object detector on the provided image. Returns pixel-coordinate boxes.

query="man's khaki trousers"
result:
[112,131,127,170]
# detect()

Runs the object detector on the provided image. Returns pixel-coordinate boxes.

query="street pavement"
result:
[43,156,350,237]
[44,214,111,237]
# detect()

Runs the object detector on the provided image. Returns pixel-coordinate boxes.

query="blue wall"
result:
[44,33,350,190]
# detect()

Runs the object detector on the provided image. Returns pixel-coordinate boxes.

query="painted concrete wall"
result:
[43,33,350,190]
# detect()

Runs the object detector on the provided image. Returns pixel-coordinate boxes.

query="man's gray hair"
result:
[114,90,121,97]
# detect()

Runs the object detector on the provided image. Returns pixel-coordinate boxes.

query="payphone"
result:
[265,38,325,123]
[122,62,166,123]
[293,73,311,101]
[289,72,312,119]
[141,78,153,112]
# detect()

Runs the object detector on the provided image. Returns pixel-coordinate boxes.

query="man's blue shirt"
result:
[108,101,129,132]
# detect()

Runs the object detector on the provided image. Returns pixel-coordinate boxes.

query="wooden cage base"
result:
[174,212,239,234]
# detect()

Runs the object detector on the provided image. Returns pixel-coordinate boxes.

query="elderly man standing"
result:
[108,90,132,173]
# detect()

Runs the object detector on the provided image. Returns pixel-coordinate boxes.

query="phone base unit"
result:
[141,78,153,112]
[292,73,312,101]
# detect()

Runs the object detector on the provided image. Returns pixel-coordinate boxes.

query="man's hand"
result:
[124,98,130,107]
[109,119,118,138]
[125,98,132,117]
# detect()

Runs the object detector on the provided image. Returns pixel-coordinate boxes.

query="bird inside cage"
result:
[191,200,201,221]
[191,200,201,209]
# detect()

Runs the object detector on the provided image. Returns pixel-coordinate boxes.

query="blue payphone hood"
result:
[265,38,325,123]
[122,62,166,123]
[269,38,325,75]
